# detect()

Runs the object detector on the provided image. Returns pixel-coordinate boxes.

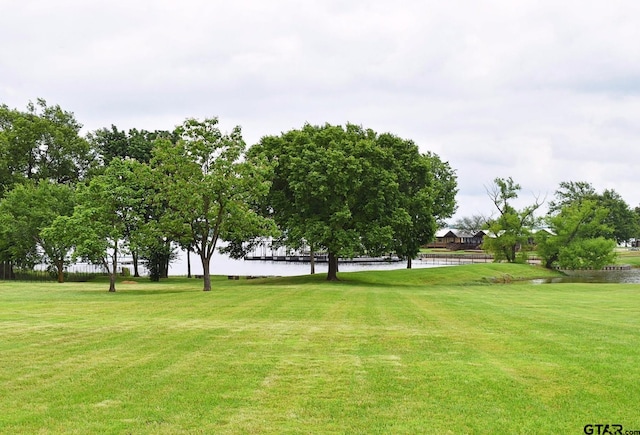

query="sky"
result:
[2,0,640,222]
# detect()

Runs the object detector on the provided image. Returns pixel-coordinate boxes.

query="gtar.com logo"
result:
[583,424,623,435]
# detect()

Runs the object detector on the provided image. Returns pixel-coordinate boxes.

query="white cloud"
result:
[2,0,640,219]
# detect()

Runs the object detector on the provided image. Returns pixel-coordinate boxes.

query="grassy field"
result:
[1,264,639,434]
[615,248,640,267]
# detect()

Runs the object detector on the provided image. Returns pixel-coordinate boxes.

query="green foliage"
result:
[600,188,639,244]
[557,237,617,270]
[537,190,617,270]
[251,123,457,279]
[69,158,148,291]
[0,181,75,281]
[151,117,276,291]
[547,180,596,213]
[549,181,638,245]
[0,99,95,194]
[483,177,542,263]
[384,137,458,268]
[88,125,176,165]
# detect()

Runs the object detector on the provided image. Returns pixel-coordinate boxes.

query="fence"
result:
[418,253,494,264]
[0,262,108,282]
[418,253,543,265]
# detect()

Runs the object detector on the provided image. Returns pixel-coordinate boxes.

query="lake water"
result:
[166,250,640,283]
[168,250,453,277]
[533,269,640,284]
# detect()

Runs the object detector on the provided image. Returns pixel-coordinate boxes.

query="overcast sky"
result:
[2,0,640,222]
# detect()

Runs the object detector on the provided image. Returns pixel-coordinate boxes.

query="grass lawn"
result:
[1,263,639,434]
[615,248,640,267]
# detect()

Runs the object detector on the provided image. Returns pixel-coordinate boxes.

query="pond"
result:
[533,269,640,284]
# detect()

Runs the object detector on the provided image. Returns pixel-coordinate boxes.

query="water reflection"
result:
[533,269,640,284]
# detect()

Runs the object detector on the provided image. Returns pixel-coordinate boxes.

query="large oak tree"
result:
[251,123,457,280]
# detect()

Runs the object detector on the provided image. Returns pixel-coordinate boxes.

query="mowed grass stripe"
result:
[1,264,639,433]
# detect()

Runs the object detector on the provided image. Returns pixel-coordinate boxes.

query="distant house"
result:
[528,228,555,245]
[427,229,487,250]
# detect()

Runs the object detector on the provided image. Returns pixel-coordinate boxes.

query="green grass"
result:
[615,248,640,267]
[1,264,639,434]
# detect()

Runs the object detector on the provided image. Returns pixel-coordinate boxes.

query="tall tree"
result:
[0,181,75,281]
[548,181,638,245]
[536,198,615,269]
[251,123,456,279]
[378,133,457,268]
[133,165,178,282]
[151,117,275,291]
[547,181,597,214]
[599,189,638,245]
[88,127,181,277]
[69,158,146,291]
[483,177,543,263]
[0,99,94,192]
[452,214,488,234]
[252,124,384,280]
[89,125,174,165]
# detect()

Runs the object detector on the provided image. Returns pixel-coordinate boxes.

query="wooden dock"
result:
[243,255,400,263]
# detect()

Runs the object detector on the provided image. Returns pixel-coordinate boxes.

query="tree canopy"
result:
[380,135,457,268]
[536,183,617,270]
[251,123,457,280]
[151,118,276,291]
[0,181,75,281]
[88,125,176,165]
[4,97,639,285]
[482,177,543,263]
[66,158,147,291]
[0,99,94,194]
[535,199,616,270]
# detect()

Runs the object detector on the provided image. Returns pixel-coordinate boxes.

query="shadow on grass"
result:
[240,264,564,288]
[237,269,441,288]
[80,264,563,294]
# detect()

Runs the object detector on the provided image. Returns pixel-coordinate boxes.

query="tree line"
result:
[0,100,458,290]
[455,177,640,269]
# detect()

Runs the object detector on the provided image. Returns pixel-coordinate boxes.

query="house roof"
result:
[436,228,487,239]
[531,228,556,236]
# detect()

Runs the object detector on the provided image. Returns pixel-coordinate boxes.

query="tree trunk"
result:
[310,245,315,275]
[108,246,117,292]
[56,259,64,283]
[327,252,339,281]
[108,272,116,292]
[1,261,15,280]
[132,250,140,277]
[407,257,412,269]
[187,248,192,278]
[161,253,169,279]
[202,253,212,291]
